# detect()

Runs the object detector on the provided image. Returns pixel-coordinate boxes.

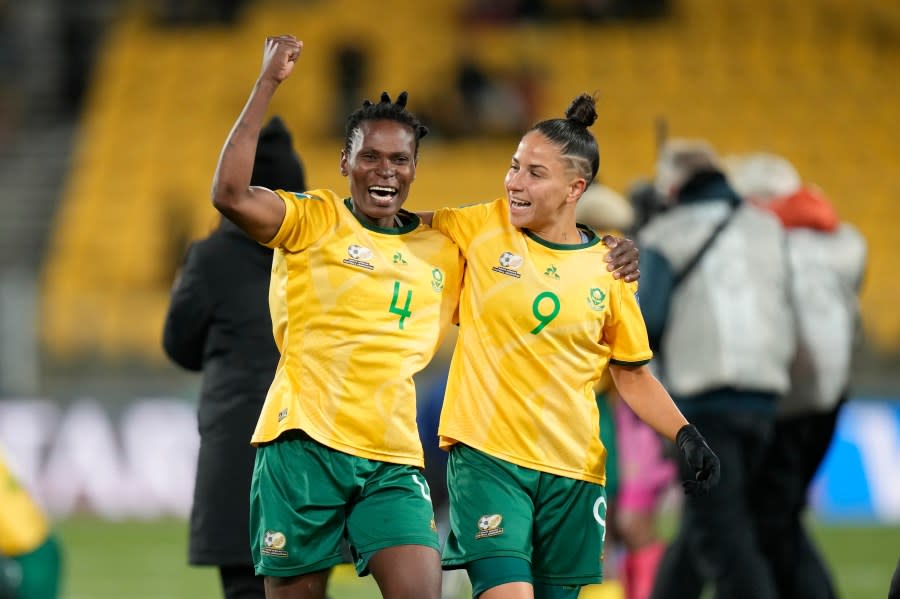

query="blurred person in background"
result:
[576,183,676,599]
[625,179,667,233]
[640,139,794,599]
[0,450,62,599]
[162,115,306,599]
[418,94,719,599]
[729,152,867,599]
[574,182,635,236]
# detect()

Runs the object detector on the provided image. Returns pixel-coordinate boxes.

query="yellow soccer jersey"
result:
[253,189,463,468]
[0,455,50,556]
[269,248,288,354]
[432,198,652,485]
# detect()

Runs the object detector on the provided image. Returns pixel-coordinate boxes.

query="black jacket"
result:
[163,218,279,566]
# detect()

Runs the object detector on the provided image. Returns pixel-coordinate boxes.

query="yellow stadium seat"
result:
[41,0,900,360]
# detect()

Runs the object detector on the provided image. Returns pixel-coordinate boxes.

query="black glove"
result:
[676,424,721,496]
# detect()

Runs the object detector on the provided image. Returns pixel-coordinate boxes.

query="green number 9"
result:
[530,291,560,334]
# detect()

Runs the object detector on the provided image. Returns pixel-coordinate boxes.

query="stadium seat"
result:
[41,0,900,361]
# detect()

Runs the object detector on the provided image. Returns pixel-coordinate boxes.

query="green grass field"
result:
[55,517,898,598]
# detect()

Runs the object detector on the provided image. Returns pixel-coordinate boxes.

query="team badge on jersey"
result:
[492,252,523,278]
[544,265,560,280]
[431,268,445,292]
[343,244,375,270]
[475,514,504,539]
[587,287,607,311]
[261,530,288,557]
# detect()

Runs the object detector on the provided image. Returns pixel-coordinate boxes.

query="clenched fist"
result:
[676,424,721,496]
[260,35,302,85]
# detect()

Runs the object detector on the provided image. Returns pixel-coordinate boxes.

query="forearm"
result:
[609,364,687,441]
[211,78,279,214]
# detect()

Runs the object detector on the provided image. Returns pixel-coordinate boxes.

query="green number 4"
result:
[390,281,413,329]
[530,291,560,334]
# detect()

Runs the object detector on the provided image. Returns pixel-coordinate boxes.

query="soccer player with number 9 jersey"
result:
[422,94,722,599]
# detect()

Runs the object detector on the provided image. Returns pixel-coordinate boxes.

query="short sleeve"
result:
[604,279,654,366]
[432,201,498,251]
[264,190,336,251]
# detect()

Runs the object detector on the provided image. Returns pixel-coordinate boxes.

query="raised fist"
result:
[260,35,302,84]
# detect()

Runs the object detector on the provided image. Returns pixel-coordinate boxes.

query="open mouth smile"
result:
[368,185,398,205]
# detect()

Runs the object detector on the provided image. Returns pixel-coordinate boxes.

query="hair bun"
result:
[565,93,598,128]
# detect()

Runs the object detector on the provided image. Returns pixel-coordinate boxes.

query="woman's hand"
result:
[260,35,303,85]
[603,235,640,282]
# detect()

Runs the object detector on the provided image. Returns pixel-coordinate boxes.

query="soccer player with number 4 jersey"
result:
[212,35,461,599]
[419,94,721,599]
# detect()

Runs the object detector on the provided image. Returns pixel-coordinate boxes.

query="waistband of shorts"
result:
[259,428,314,447]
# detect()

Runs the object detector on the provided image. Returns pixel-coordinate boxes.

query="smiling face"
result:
[504,130,587,235]
[340,119,417,227]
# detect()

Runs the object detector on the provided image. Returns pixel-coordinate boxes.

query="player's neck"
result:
[349,200,403,229]
[529,223,583,245]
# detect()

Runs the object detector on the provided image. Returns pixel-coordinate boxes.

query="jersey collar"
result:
[344,198,420,234]
[523,225,600,250]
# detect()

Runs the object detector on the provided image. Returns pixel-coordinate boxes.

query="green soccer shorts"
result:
[7,535,63,599]
[250,431,440,578]
[442,444,608,587]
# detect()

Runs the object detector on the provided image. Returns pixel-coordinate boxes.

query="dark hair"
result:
[529,93,600,182]
[344,91,429,158]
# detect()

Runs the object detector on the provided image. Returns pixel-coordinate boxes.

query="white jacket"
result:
[640,201,795,398]
[780,223,866,415]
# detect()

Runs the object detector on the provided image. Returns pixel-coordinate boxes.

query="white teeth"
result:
[369,186,397,193]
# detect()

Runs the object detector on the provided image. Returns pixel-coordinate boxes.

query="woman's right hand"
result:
[260,35,302,85]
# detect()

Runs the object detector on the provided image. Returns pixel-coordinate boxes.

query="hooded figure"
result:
[162,116,305,598]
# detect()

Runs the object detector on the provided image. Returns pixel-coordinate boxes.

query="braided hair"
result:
[530,93,600,183]
[344,91,429,158]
